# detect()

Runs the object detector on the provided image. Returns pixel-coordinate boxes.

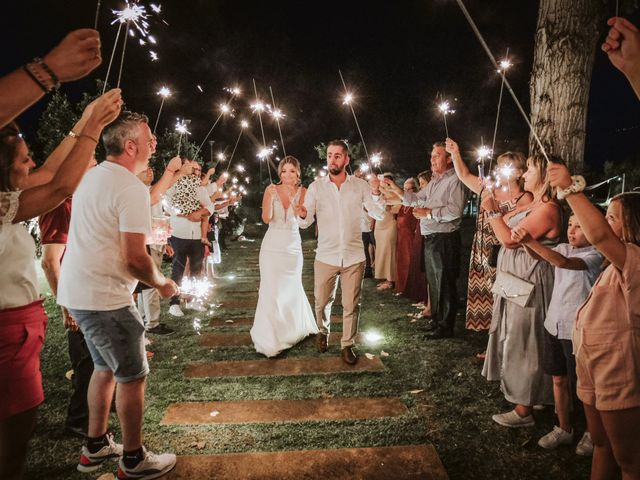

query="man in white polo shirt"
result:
[297,140,384,365]
[58,111,178,479]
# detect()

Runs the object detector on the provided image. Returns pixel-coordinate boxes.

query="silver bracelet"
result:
[486,211,503,220]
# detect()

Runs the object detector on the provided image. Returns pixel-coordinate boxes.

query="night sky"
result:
[2,1,639,177]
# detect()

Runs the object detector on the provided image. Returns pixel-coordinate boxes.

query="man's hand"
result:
[85,89,122,130]
[603,17,640,76]
[63,310,80,332]
[165,244,174,257]
[547,163,573,190]
[157,278,179,298]
[413,207,431,219]
[511,226,532,244]
[445,137,460,157]
[179,161,194,176]
[43,29,102,82]
[166,156,182,173]
[295,204,307,219]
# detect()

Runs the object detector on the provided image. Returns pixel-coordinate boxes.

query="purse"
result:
[491,270,535,308]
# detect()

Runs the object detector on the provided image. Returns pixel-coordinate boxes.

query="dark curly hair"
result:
[0,122,23,192]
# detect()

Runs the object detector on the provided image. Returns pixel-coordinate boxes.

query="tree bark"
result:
[529,0,605,171]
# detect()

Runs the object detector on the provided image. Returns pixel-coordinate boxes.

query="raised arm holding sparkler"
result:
[602,17,640,99]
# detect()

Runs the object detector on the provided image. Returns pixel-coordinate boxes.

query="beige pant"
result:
[314,260,365,348]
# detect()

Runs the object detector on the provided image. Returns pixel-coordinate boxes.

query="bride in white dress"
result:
[251,156,319,357]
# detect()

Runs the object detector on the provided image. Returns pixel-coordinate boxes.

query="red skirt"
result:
[0,300,48,421]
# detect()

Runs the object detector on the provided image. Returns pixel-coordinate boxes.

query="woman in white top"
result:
[0,91,121,480]
[250,157,318,357]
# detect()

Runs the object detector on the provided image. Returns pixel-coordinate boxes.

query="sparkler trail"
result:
[175,119,190,156]
[269,86,287,157]
[252,79,273,184]
[438,100,454,138]
[338,69,373,172]
[490,48,510,173]
[195,103,231,157]
[454,0,549,162]
[101,22,123,94]
[153,86,171,134]
[225,121,249,173]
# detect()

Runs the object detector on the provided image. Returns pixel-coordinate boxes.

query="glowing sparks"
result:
[257,147,274,160]
[147,35,157,45]
[224,86,242,96]
[196,85,203,93]
[244,176,250,184]
[180,277,213,300]
[476,145,492,161]
[240,120,249,129]
[217,152,226,162]
[438,101,454,115]
[270,108,285,120]
[149,50,159,61]
[364,330,384,344]
[359,163,370,173]
[112,2,150,37]
[370,153,383,167]
[175,119,190,136]
[342,92,354,105]
[251,102,266,113]
[498,163,515,179]
[220,103,231,114]
[498,58,513,72]
[157,86,171,98]
[236,165,246,173]
[150,3,162,14]
[232,177,239,184]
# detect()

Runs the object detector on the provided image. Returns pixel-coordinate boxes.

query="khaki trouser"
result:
[314,260,365,348]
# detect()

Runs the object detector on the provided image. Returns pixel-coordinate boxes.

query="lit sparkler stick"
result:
[454,0,549,162]
[195,102,232,157]
[153,86,171,134]
[175,119,190,156]
[489,48,511,173]
[101,22,123,94]
[338,69,373,172]
[370,153,382,169]
[269,86,287,157]
[111,2,150,89]
[438,100,455,138]
[224,120,249,172]
[94,0,102,29]
[475,144,492,180]
[252,79,274,184]
[180,277,213,300]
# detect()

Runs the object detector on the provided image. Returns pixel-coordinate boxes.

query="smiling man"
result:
[297,140,384,364]
[404,141,466,339]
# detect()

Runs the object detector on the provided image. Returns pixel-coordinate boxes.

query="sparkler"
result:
[149,50,159,61]
[224,119,249,173]
[175,119,190,156]
[180,277,213,300]
[94,0,102,29]
[269,86,287,157]
[454,0,549,162]
[475,144,492,179]
[489,48,511,173]
[153,86,171,134]
[438,100,455,138]
[370,153,383,169]
[252,79,274,184]
[195,102,233,157]
[338,69,373,172]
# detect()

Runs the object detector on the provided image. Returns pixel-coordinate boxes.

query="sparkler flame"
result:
[359,163,370,172]
[257,147,273,160]
[217,152,226,161]
[224,86,242,96]
[111,2,150,37]
[180,277,213,300]
[149,50,159,61]
[251,102,266,113]
[236,165,246,173]
[343,92,354,105]
[175,119,190,135]
[270,108,285,120]
[498,59,513,72]
[157,86,171,98]
[438,101,454,115]
[240,120,249,129]
[150,3,162,14]
[370,153,383,166]
[220,103,231,114]
[476,145,492,161]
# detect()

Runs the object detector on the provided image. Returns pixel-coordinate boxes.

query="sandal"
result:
[377,282,393,290]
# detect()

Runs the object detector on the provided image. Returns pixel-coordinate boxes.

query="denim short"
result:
[68,306,149,383]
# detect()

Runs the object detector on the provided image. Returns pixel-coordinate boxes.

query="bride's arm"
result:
[261,184,276,224]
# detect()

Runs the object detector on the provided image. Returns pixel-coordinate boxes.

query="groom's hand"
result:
[295,204,307,219]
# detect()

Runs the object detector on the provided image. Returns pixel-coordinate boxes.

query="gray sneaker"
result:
[492,410,535,428]
[116,447,176,480]
[538,425,574,449]
[575,432,594,456]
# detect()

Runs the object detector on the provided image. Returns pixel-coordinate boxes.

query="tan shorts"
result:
[576,329,640,411]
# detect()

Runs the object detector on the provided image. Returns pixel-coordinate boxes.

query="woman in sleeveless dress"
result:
[251,157,318,357]
[481,154,563,427]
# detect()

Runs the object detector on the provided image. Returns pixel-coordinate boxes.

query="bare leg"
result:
[584,403,619,480]
[87,370,116,437]
[553,375,572,432]
[115,377,146,451]
[0,407,38,480]
[600,407,640,479]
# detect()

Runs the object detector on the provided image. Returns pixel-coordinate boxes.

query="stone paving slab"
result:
[209,315,343,327]
[166,445,448,480]
[161,396,406,425]
[185,356,385,378]
[199,332,361,348]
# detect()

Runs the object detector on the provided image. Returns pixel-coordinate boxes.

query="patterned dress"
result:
[465,193,523,331]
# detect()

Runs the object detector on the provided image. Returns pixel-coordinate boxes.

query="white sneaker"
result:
[538,425,574,449]
[116,447,176,480]
[576,432,594,456]
[77,433,123,473]
[168,305,184,317]
[492,410,535,428]
[186,300,206,312]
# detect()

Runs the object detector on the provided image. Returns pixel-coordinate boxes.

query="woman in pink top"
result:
[549,163,640,479]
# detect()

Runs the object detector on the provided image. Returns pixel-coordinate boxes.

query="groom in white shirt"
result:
[297,140,384,364]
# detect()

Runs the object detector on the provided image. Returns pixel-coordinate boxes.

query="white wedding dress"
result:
[251,190,319,357]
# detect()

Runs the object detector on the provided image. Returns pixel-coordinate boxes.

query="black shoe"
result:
[364,268,374,279]
[64,424,88,438]
[423,320,438,332]
[427,328,454,340]
[146,323,175,336]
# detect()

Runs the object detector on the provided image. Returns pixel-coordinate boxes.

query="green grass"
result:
[26,218,591,479]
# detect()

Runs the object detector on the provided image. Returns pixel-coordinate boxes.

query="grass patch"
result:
[26,219,590,479]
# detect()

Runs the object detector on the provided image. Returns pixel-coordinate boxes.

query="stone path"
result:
[160,237,447,479]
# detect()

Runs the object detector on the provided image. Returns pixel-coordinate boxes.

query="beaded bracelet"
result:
[23,64,48,93]
[33,57,60,90]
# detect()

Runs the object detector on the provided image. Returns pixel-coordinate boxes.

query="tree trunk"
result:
[529,0,604,171]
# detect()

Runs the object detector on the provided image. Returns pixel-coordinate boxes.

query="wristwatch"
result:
[556,175,586,200]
